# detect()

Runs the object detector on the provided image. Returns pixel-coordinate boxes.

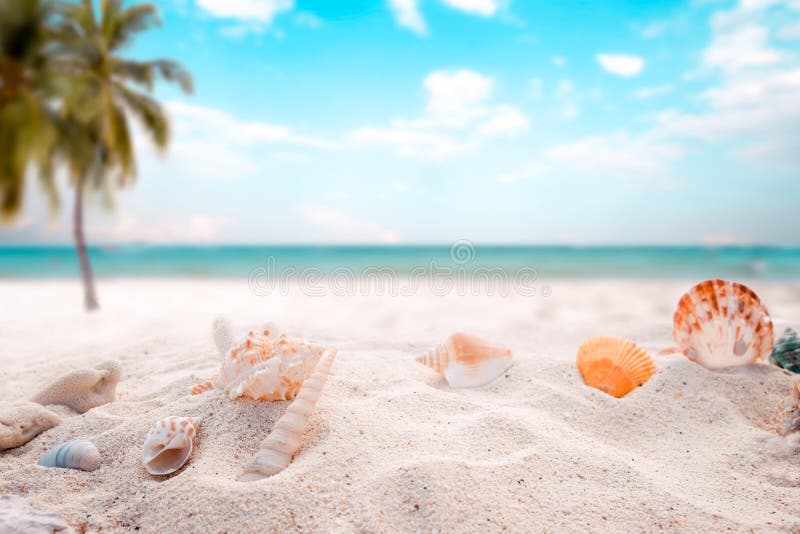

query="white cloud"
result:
[388,0,427,35]
[494,163,545,184]
[389,0,505,35]
[476,105,529,136]
[544,133,682,181]
[138,101,335,181]
[551,55,566,68]
[168,101,334,150]
[425,69,493,116]
[7,215,35,229]
[90,212,234,243]
[439,0,501,17]
[701,68,800,108]
[347,69,529,159]
[195,0,294,22]
[633,84,674,99]
[701,24,785,73]
[348,127,471,159]
[596,54,645,77]
[653,0,800,167]
[779,20,800,39]
[658,71,800,141]
[296,205,400,243]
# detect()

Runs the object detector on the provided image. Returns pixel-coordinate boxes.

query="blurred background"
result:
[2,0,800,308]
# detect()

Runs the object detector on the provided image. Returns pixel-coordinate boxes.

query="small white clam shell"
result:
[142,416,201,476]
[38,439,101,471]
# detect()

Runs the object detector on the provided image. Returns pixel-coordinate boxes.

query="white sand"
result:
[1,279,799,533]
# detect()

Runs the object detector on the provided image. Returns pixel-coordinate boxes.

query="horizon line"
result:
[2,242,800,249]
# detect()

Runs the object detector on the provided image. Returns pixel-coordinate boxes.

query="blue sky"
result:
[3,0,800,245]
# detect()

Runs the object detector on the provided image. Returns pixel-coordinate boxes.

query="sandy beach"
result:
[1,278,799,533]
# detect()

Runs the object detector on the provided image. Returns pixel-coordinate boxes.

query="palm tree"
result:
[1,0,192,310]
[0,0,61,220]
[58,0,192,310]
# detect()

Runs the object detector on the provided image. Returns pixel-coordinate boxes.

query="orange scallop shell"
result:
[576,336,655,398]
[673,279,773,369]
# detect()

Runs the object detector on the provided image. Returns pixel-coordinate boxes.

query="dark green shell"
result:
[769,328,800,374]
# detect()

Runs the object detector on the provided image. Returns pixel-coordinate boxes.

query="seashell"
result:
[212,317,234,356]
[416,332,513,388]
[38,439,101,472]
[769,328,800,374]
[576,336,655,398]
[31,360,122,414]
[779,378,800,435]
[0,401,61,451]
[142,416,201,476]
[673,279,773,369]
[189,377,215,395]
[239,349,337,481]
[191,326,326,401]
[0,495,70,533]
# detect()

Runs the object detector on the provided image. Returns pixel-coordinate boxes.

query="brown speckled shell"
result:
[673,279,773,369]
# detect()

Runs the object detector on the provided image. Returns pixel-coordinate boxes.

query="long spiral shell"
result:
[38,439,101,472]
[239,349,337,481]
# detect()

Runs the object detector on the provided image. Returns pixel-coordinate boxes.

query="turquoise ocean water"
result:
[0,245,799,280]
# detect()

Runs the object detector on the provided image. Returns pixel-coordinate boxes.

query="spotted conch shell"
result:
[240,349,337,481]
[142,416,201,476]
[416,332,513,388]
[192,325,326,401]
[673,279,774,369]
[38,439,101,472]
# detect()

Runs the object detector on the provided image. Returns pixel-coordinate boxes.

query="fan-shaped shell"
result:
[214,330,326,401]
[673,279,773,369]
[416,332,513,388]
[38,439,101,471]
[577,336,655,398]
[142,416,201,476]
[770,328,800,374]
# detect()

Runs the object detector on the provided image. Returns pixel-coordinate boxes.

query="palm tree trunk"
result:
[73,179,99,311]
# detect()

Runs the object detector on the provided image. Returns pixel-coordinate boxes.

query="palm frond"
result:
[107,2,159,51]
[108,98,136,184]
[111,59,154,91]
[150,59,193,94]
[114,83,169,149]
